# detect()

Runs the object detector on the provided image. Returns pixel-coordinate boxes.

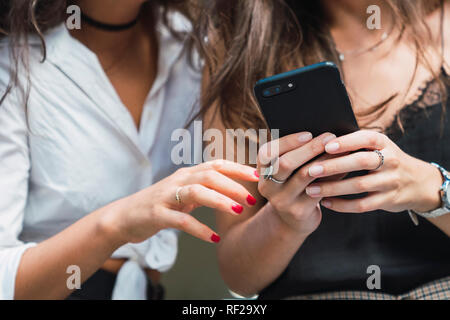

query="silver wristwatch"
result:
[408,162,450,226]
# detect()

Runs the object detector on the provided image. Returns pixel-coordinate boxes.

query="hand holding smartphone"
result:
[254,61,367,199]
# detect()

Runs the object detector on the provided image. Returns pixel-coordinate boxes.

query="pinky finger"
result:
[320,192,386,213]
[163,208,221,243]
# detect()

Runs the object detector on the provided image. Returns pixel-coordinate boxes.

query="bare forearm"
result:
[14,201,126,300]
[217,203,308,297]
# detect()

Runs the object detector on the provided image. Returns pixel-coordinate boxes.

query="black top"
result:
[259,69,450,299]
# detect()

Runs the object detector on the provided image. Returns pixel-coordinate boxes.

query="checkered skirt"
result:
[286,276,450,300]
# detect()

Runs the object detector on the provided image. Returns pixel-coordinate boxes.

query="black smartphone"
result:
[254,61,366,200]
[254,61,359,138]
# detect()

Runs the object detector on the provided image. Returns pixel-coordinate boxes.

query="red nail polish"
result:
[211,234,221,243]
[247,195,257,206]
[232,204,243,214]
[254,170,260,178]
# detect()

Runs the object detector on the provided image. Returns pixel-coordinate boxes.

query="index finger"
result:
[198,159,259,182]
[257,131,313,167]
[163,208,221,243]
[324,130,387,154]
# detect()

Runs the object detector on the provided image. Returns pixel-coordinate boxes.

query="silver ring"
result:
[175,186,183,204]
[373,150,384,170]
[268,176,286,184]
[262,165,286,184]
[262,165,274,181]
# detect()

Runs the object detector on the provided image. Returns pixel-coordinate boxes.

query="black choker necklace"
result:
[81,12,139,32]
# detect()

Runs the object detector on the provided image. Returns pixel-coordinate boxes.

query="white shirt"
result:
[0,13,201,299]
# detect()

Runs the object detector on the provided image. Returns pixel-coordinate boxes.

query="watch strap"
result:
[408,162,450,225]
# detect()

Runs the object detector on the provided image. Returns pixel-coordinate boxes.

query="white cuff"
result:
[0,243,37,300]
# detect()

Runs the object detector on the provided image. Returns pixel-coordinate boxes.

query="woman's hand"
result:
[304,130,443,214]
[103,160,259,244]
[256,131,338,236]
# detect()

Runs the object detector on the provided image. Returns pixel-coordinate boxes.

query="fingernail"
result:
[232,204,244,214]
[309,165,324,177]
[211,234,221,243]
[246,194,257,206]
[321,200,332,208]
[254,170,260,178]
[322,134,336,145]
[298,132,313,142]
[325,142,340,153]
[306,186,321,196]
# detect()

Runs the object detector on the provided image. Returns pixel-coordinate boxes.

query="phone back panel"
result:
[254,62,359,138]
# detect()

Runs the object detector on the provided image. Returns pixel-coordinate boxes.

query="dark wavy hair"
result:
[2,0,450,134]
[0,0,195,108]
[193,0,449,132]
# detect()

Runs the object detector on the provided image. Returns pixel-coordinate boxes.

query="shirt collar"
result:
[32,10,191,155]
[39,9,191,68]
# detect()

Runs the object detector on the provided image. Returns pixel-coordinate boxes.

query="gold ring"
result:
[175,186,183,204]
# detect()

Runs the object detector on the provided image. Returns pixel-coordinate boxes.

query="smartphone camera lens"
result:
[262,85,282,97]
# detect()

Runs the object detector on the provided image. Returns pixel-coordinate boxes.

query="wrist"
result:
[265,202,316,239]
[96,198,131,247]
[412,162,443,213]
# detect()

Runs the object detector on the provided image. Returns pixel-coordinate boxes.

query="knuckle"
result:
[358,153,372,168]
[176,215,190,230]
[368,136,378,147]
[389,155,400,169]
[203,170,217,184]
[365,131,382,147]
[278,157,293,172]
[355,200,368,213]
[354,178,367,191]
[187,184,201,197]
[176,167,189,175]
[211,159,226,170]
[184,185,193,197]
[310,139,325,154]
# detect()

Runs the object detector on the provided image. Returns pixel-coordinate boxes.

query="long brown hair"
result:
[193,0,449,131]
[0,0,195,108]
